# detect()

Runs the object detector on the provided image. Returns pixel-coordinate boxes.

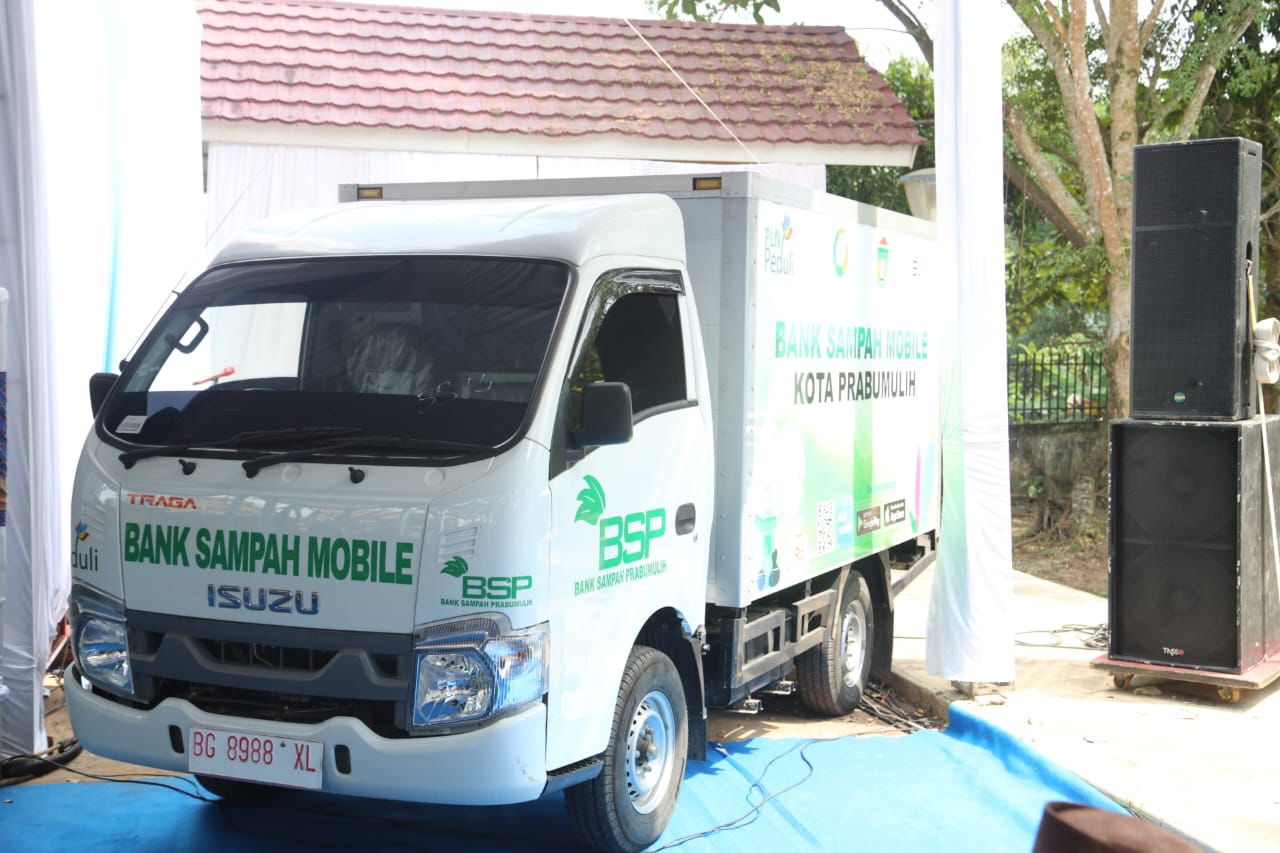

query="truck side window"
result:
[569,290,686,428]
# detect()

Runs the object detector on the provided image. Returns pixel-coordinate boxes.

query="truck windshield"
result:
[102,256,569,457]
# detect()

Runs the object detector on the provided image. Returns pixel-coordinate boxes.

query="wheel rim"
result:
[840,600,867,690]
[624,689,677,814]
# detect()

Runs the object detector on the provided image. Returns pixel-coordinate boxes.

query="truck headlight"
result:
[70,583,133,696]
[411,615,548,731]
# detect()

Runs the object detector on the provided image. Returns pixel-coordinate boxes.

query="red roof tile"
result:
[197,0,924,154]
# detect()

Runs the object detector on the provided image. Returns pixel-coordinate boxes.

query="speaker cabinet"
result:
[1110,417,1280,672]
[1130,137,1261,420]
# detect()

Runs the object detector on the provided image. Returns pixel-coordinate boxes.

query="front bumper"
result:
[65,667,547,804]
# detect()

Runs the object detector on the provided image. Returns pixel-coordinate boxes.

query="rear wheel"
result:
[795,570,874,716]
[565,645,687,852]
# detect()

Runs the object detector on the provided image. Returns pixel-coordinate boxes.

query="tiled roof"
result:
[197,0,924,156]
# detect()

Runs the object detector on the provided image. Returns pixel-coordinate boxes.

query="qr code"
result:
[816,499,835,556]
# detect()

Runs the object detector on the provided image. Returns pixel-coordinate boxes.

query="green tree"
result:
[654,0,1263,419]
[1192,3,1280,309]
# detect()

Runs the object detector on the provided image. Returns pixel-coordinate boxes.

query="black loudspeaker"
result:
[1130,137,1262,420]
[1110,417,1280,672]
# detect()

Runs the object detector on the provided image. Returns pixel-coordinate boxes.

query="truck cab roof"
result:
[211,193,688,268]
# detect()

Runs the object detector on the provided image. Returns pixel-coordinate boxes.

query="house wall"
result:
[204,141,825,256]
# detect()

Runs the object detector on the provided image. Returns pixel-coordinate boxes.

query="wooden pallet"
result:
[1090,654,1280,704]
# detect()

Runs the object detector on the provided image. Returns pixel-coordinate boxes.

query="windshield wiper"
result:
[241,435,490,478]
[118,426,363,468]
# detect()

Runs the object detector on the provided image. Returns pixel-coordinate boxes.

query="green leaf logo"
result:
[575,475,606,526]
[441,556,469,577]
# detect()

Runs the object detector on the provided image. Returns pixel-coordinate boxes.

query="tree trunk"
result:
[1106,263,1131,419]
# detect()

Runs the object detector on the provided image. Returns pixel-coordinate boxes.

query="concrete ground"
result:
[892,565,1280,852]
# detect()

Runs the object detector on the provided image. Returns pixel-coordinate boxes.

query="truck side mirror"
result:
[89,372,119,417]
[573,381,633,448]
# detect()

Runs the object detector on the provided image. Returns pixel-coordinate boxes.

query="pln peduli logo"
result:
[763,214,796,276]
[832,228,850,277]
[72,520,98,572]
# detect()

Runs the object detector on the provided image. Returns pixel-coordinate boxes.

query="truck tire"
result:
[795,570,874,716]
[565,645,687,853]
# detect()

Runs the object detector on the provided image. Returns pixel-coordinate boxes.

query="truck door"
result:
[544,270,710,770]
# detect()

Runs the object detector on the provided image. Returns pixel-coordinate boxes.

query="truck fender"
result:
[637,609,707,762]
[855,552,895,676]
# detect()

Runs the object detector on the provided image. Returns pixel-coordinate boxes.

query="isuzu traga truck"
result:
[67,172,939,851]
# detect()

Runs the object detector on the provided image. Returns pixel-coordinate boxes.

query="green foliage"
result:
[826,58,934,213]
[1006,218,1108,345]
[1020,473,1046,500]
[650,0,779,23]
[1191,3,1280,304]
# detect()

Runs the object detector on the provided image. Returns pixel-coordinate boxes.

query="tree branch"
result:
[1092,0,1110,45]
[1138,0,1166,51]
[874,0,934,68]
[1172,5,1258,140]
[1004,152,1092,247]
[1005,100,1098,244]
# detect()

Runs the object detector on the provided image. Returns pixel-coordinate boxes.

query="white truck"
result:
[66,172,939,851]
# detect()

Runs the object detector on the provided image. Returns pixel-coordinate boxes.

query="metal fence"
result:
[1008,349,1107,423]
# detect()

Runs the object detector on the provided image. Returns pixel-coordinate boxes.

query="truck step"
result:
[758,680,795,696]
[728,698,763,714]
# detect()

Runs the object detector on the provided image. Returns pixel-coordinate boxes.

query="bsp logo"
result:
[575,476,667,570]
[441,556,532,602]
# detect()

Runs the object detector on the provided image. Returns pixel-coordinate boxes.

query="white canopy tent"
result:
[0,0,203,757]
[0,0,1014,757]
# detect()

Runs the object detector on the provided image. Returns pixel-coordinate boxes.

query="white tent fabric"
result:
[0,0,202,757]
[925,0,1016,682]
[0,0,56,757]
[204,142,824,256]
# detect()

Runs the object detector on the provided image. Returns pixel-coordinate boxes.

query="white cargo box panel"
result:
[340,173,941,609]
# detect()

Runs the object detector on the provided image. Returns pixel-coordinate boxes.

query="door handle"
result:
[675,503,696,535]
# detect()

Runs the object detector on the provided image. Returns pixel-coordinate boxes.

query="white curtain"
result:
[0,0,202,757]
[925,0,1016,682]
[0,0,55,757]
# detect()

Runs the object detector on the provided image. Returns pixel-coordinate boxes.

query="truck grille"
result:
[195,639,399,678]
[123,609,414,733]
[153,679,405,738]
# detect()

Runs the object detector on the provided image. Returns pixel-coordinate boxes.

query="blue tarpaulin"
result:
[0,705,1121,851]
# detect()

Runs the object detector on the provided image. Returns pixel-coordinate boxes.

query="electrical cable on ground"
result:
[1015,623,1109,650]
[14,680,927,849]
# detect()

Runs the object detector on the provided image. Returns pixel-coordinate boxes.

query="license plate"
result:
[188,726,323,790]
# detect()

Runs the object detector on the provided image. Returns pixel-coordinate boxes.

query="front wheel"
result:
[565,645,688,852]
[795,570,874,715]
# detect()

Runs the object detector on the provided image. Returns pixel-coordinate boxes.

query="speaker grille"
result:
[1113,542,1238,670]
[1133,140,1240,228]
[1130,226,1239,418]
[1129,138,1260,420]
[1111,421,1242,671]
